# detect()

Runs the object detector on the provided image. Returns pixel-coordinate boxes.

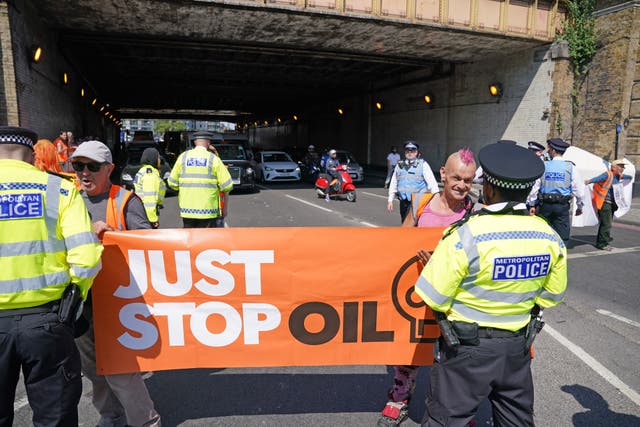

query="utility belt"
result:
[538,193,571,204]
[0,284,82,326]
[451,321,525,346]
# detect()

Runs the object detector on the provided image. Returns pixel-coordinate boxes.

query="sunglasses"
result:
[72,161,104,173]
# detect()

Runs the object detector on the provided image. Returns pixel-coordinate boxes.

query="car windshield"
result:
[262,152,292,163]
[214,144,246,161]
[337,152,356,164]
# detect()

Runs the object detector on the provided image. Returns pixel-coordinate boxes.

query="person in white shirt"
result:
[384,146,401,189]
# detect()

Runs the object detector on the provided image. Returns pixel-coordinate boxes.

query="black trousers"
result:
[422,335,533,427]
[596,202,614,249]
[399,199,412,224]
[182,217,224,228]
[538,202,571,241]
[0,311,82,427]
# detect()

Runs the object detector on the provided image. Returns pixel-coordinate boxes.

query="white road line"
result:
[543,324,640,407]
[596,309,640,328]
[362,191,388,200]
[284,195,333,212]
[568,246,640,259]
[359,221,379,228]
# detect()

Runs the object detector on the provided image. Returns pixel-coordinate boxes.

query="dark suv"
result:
[212,143,256,192]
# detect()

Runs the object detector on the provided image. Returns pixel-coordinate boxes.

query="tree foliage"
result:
[559,0,597,76]
[154,120,187,133]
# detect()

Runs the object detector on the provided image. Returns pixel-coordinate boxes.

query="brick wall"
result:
[6,0,117,144]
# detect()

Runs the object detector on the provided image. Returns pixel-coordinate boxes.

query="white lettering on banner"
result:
[118,302,282,350]
[114,249,278,350]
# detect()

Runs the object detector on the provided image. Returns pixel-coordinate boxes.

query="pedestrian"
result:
[584,159,633,251]
[415,142,567,427]
[0,126,103,426]
[525,141,546,211]
[387,141,439,223]
[133,147,166,229]
[168,131,233,228]
[385,146,401,189]
[320,147,330,173]
[34,138,65,174]
[529,138,584,241]
[377,148,476,427]
[53,130,69,171]
[70,140,162,427]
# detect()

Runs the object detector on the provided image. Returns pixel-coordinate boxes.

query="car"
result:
[211,143,256,192]
[256,151,301,182]
[119,143,172,191]
[335,150,364,183]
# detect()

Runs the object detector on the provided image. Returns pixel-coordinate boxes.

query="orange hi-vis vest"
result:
[592,170,614,210]
[106,185,133,231]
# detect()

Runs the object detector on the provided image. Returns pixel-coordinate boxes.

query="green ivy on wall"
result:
[559,0,598,76]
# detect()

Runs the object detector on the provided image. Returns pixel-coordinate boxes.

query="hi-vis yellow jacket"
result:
[134,164,166,223]
[415,207,567,331]
[0,159,103,309]
[168,147,233,219]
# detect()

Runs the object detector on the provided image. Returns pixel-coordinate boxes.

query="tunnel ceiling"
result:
[35,0,547,119]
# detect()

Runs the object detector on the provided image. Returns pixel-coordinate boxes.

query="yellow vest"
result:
[415,210,567,331]
[168,147,233,219]
[0,159,103,309]
[134,165,166,223]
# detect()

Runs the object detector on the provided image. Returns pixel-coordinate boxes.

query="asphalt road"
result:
[13,177,640,426]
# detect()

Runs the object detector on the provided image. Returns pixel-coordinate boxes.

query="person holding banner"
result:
[0,126,103,426]
[70,141,161,427]
[387,141,439,223]
[584,159,633,251]
[378,148,476,427]
[415,142,567,427]
[168,131,233,228]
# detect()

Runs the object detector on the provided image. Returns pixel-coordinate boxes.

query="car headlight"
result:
[358,167,363,173]
[163,172,170,180]
[295,167,300,172]
[122,173,133,181]
[246,167,254,175]
[265,166,273,171]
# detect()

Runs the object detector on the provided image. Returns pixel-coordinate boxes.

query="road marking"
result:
[596,309,640,328]
[284,195,333,213]
[612,222,640,232]
[362,191,388,200]
[568,246,640,259]
[359,221,379,228]
[543,324,640,407]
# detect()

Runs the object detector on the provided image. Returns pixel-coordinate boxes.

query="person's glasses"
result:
[72,161,104,172]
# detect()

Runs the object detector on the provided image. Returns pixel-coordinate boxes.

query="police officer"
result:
[387,141,439,223]
[168,131,233,228]
[415,142,567,427]
[529,138,584,241]
[0,126,103,426]
[527,140,546,159]
[133,147,166,228]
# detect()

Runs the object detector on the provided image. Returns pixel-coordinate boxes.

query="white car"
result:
[257,151,301,182]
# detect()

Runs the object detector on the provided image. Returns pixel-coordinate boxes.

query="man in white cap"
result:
[387,141,439,223]
[584,159,633,250]
[70,140,161,427]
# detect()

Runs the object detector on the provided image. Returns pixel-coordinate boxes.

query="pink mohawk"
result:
[458,147,475,165]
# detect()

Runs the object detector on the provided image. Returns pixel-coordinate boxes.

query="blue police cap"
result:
[192,131,219,142]
[404,141,419,150]
[528,141,545,152]
[0,126,37,150]
[547,138,569,153]
[497,139,518,145]
[478,143,544,190]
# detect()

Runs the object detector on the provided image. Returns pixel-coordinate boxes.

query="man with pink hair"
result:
[378,148,477,427]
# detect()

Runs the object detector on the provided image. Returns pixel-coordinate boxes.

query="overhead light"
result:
[104,111,110,116]
[375,101,383,110]
[424,94,432,104]
[489,83,503,97]
[63,72,69,85]
[277,118,282,123]
[81,88,85,97]
[263,120,268,125]
[31,46,42,63]
[100,106,105,112]
[338,108,344,115]
[293,115,298,121]
[92,98,97,105]
[254,121,258,126]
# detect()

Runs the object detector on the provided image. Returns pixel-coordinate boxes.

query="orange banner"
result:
[94,227,444,374]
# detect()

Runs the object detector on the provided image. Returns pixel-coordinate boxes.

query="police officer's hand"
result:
[387,201,393,212]
[93,221,115,240]
[417,249,432,266]
[575,208,583,216]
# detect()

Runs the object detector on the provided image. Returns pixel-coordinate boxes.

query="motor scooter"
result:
[315,164,356,202]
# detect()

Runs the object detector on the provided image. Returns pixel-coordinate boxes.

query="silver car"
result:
[335,150,364,183]
[257,151,301,182]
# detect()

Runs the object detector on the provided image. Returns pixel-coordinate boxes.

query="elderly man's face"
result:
[440,157,476,202]
[613,163,625,175]
[73,156,114,196]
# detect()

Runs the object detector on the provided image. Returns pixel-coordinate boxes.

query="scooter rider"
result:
[325,149,342,192]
